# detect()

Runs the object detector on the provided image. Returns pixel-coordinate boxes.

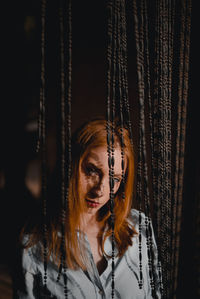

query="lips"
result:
[85,199,100,207]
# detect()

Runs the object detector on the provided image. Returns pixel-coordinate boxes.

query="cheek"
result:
[80,174,95,194]
[104,183,118,198]
[113,182,121,194]
[79,174,88,193]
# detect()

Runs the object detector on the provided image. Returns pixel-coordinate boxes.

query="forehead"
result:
[83,145,126,172]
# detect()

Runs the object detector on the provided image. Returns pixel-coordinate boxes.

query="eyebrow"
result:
[85,160,103,171]
[86,153,103,168]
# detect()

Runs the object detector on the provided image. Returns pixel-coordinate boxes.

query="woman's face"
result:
[79,145,126,216]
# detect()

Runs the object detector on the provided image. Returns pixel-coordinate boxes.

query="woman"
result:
[16,118,161,298]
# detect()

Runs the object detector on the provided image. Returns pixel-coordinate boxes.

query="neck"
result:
[81,211,102,235]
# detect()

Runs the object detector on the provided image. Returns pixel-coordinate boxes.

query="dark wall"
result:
[177,1,200,298]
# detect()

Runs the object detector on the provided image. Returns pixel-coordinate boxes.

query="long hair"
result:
[21,118,137,270]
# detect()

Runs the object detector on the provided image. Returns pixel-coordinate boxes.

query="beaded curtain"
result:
[132,0,192,298]
[37,0,192,298]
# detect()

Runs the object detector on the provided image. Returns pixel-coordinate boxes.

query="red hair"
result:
[21,118,137,270]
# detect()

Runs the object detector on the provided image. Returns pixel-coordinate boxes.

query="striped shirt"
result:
[16,209,162,299]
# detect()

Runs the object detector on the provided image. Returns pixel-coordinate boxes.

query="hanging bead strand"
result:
[38,0,48,293]
[57,0,72,297]
[106,1,116,297]
[133,0,156,295]
[132,0,143,289]
[58,1,68,298]
[64,0,72,296]
[143,0,160,294]
[116,0,126,208]
[152,0,161,246]
[172,0,192,296]
[119,0,133,147]
[110,0,115,295]
[37,0,46,154]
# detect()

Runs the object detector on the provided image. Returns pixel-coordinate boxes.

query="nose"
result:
[88,181,104,199]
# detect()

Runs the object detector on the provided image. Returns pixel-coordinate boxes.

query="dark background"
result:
[0,1,199,298]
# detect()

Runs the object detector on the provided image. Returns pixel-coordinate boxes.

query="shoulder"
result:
[128,209,159,254]
[128,208,149,230]
[127,209,157,245]
[21,234,42,274]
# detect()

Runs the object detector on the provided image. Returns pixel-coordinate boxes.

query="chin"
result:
[86,206,100,213]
